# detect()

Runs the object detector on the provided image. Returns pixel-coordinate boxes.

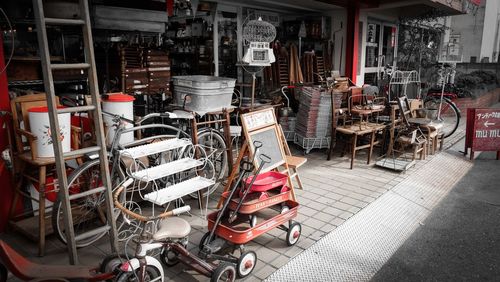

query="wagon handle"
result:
[228,151,270,224]
[259,153,271,164]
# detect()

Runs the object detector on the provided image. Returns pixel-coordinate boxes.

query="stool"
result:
[285,155,307,189]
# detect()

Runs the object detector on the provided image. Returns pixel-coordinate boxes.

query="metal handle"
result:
[172,205,191,215]
[259,153,271,164]
[182,94,191,109]
[240,160,254,172]
[253,140,263,150]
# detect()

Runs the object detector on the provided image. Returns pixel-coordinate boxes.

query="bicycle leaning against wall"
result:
[422,63,462,138]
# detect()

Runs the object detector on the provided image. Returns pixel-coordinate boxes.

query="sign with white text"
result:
[465,108,500,160]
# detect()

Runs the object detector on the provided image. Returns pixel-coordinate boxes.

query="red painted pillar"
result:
[0,32,14,232]
[345,4,360,84]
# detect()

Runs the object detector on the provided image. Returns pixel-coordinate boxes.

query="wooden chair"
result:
[347,87,386,126]
[397,96,444,155]
[278,125,307,190]
[8,93,81,256]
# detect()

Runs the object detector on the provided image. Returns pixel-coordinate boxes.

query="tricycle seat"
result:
[153,217,191,240]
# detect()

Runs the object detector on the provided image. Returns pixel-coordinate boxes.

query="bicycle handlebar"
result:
[113,179,191,222]
[102,111,171,126]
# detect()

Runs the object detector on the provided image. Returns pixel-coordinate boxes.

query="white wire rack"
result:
[389,70,421,100]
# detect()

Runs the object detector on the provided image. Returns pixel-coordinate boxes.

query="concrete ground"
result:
[371,150,500,281]
[1,110,495,282]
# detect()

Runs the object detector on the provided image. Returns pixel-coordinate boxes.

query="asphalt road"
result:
[371,151,500,281]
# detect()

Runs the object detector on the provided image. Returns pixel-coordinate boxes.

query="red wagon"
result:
[206,200,301,245]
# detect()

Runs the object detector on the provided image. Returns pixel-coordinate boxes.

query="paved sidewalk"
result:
[266,139,474,281]
[371,151,500,281]
[1,116,470,282]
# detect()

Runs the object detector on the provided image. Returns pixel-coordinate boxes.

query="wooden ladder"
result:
[32,0,118,264]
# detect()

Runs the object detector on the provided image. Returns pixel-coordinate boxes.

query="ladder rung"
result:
[64,146,101,158]
[58,105,96,114]
[51,63,90,70]
[74,226,110,242]
[69,186,106,201]
[45,18,85,26]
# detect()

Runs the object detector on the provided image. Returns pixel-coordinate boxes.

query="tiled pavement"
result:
[1,119,468,282]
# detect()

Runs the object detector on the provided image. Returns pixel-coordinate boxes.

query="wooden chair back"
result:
[10,93,62,156]
[396,96,413,126]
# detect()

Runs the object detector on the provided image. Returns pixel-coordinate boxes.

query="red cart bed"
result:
[222,187,292,214]
[243,171,288,193]
[207,200,299,245]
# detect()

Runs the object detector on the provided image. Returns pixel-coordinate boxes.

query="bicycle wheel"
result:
[51,159,110,247]
[424,97,460,138]
[189,129,228,198]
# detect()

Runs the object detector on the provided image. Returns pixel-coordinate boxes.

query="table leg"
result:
[351,134,357,169]
[368,130,376,164]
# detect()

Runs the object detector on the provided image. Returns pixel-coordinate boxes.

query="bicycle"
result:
[51,111,192,246]
[422,63,461,138]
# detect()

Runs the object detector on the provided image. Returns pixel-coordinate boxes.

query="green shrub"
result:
[455,70,497,89]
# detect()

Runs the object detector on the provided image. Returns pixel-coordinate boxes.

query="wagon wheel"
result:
[236,251,257,278]
[249,215,257,228]
[199,232,217,251]
[280,205,292,226]
[286,222,301,246]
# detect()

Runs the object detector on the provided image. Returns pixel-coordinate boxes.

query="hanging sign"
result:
[465,108,500,160]
[367,24,376,43]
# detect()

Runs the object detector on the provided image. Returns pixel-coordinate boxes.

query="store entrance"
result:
[364,21,397,85]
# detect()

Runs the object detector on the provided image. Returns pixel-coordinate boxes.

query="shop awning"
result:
[318,0,467,15]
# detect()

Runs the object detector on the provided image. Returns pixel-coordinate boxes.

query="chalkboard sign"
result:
[465,108,500,160]
[248,126,286,172]
[241,108,276,131]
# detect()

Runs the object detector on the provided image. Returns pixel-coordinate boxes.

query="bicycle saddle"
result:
[153,217,191,241]
[0,240,94,281]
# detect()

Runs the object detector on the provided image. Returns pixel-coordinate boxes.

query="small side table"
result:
[335,122,386,169]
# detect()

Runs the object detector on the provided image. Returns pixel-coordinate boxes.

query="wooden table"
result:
[335,122,386,169]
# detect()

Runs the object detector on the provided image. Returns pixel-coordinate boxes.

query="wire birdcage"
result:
[242,17,276,43]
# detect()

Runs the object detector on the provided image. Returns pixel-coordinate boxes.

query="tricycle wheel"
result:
[211,262,236,282]
[236,251,257,278]
[249,215,257,228]
[99,254,126,279]
[160,246,180,267]
[286,222,301,246]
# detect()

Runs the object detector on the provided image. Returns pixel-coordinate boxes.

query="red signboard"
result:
[471,0,482,6]
[465,108,500,160]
